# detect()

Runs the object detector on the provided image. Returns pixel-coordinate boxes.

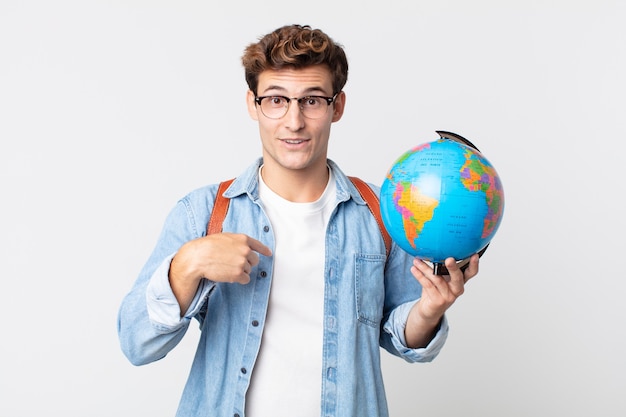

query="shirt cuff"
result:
[145,254,213,330]
[384,300,449,363]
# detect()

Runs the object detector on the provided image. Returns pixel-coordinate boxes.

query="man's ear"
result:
[331,91,346,122]
[246,90,259,121]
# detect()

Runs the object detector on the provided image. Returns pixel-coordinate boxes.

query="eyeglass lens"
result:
[258,96,332,119]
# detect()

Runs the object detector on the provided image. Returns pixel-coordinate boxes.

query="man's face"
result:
[246,65,345,176]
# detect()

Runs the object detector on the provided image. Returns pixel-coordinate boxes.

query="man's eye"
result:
[303,97,321,107]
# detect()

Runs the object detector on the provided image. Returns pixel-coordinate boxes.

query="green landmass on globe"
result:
[380,135,504,267]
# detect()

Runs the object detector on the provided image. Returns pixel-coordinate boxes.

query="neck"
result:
[260,164,330,203]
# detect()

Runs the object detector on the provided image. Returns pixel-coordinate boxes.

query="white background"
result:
[1,1,625,416]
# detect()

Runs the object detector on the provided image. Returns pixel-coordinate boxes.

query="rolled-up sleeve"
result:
[383,300,449,363]
[146,254,214,331]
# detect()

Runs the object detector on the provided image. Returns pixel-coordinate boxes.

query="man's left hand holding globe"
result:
[404,254,480,348]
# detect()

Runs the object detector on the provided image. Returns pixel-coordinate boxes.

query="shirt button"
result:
[241,367,247,374]
[259,270,267,278]
[252,320,259,327]
[234,414,240,417]
[263,225,269,232]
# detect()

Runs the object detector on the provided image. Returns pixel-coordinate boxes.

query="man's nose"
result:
[284,99,305,128]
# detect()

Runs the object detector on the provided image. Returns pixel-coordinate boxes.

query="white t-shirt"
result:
[245,167,336,417]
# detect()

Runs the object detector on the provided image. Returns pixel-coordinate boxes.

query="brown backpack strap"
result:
[207,178,234,235]
[207,176,392,259]
[348,176,392,258]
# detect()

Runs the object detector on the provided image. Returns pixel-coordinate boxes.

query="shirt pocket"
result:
[354,254,386,328]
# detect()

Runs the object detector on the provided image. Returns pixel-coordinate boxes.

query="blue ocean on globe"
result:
[380,137,504,264]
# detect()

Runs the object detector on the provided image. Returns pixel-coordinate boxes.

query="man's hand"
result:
[404,254,479,348]
[169,233,272,315]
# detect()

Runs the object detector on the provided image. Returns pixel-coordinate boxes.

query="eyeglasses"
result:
[254,94,338,119]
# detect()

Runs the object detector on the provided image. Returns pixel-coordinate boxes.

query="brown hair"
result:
[242,24,348,95]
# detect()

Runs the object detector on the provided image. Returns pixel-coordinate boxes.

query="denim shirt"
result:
[117,158,449,417]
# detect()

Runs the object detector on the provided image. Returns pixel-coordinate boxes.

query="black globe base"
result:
[430,244,490,275]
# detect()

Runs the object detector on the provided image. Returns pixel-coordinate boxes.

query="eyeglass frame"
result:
[253,93,339,119]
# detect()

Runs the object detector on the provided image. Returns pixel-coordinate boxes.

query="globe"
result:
[380,132,504,272]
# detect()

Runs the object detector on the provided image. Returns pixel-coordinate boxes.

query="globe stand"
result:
[431,244,490,275]
[436,130,481,151]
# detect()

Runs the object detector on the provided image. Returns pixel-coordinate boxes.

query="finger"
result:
[411,266,438,297]
[246,250,260,268]
[413,258,434,277]
[412,259,445,292]
[246,236,273,257]
[443,257,466,294]
[237,270,251,285]
[235,259,252,284]
[462,253,480,282]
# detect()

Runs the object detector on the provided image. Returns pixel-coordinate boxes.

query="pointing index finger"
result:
[247,236,273,257]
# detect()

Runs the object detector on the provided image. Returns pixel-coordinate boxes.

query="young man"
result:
[118,24,479,417]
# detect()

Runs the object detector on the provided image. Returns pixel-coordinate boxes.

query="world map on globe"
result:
[380,137,504,265]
